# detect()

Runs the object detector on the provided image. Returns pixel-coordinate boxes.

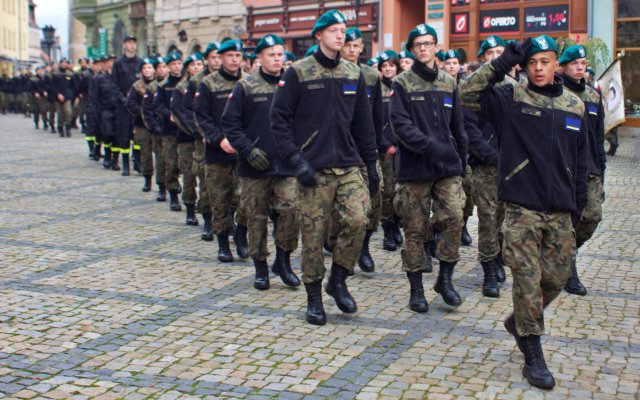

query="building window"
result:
[615,0,640,120]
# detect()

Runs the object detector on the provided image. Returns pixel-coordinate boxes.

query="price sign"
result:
[524,5,569,33]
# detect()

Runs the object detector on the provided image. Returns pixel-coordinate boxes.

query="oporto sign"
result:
[479,8,519,34]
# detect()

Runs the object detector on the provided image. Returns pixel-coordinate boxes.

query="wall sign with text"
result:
[451,12,470,35]
[479,8,520,34]
[524,5,569,33]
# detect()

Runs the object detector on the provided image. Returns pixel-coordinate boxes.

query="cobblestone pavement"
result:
[0,114,639,400]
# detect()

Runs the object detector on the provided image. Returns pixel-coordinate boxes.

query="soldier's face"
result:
[207,51,221,71]
[187,60,204,76]
[141,64,154,79]
[156,63,169,79]
[250,58,261,73]
[380,60,397,79]
[221,51,243,74]
[284,60,293,69]
[316,23,346,53]
[399,58,414,71]
[564,57,587,82]
[341,38,363,63]
[259,45,284,75]
[412,34,437,65]
[526,51,558,87]
[482,46,505,62]
[168,60,183,76]
[443,58,460,77]
[124,40,137,54]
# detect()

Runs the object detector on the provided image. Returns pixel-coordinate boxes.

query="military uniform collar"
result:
[381,76,393,88]
[219,67,241,82]
[562,73,586,93]
[313,47,341,69]
[411,60,438,82]
[527,74,564,98]
[259,67,282,84]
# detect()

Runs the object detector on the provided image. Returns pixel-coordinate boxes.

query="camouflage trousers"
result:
[394,176,465,271]
[462,165,475,219]
[192,140,210,214]
[472,165,505,262]
[241,176,300,261]
[575,175,604,249]
[133,126,153,176]
[205,162,245,234]
[300,167,370,284]
[501,203,575,336]
[162,135,180,192]
[177,141,197,205]
[151,134,165,185]
[47,101,56,129]
[72,97,86,127]
[55,100,72,128]
[38,98,49,126]
[380,155,397,223]
[31,95,44,125]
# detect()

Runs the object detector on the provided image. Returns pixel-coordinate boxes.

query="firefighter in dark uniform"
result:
[50,58,75,137]
[222,34,301,290]
[92,55,120,169]
[73,58,90,132]
[86,57,105,161]
[112,35,143,176]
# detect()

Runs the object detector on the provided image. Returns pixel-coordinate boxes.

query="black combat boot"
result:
[406,271,429,313]
[271,247,300,287]
[253,259,270,290]
[325,262,357,313]
[201,213,213,241]
[503,314,524,353]
[121,154,130,176]
[142,175,152,192]
[168,190,181,211]
[233,224,249,259]
[305,280,327,325]
[64,124,71,138]
[564,260,587,296]
[520,334,556,389]
[216,231,233,262]
[87,141,95,158]
[495,252,506,283]
[382,221,397,251]
[156,184,167,202]
[50,124,55,134]
[43,120,48,130]
[357,230,375,272]
[133,149,141,174]
[422,241,433,273]
[103,148,112,169]
[461,217,472,246]
[185,203,198,226]
[606,138,618,156]
[57,126,64,137]
[34,119,39,129]
[393,216,403,245]
[93,144,101,161]
[480,261,500,298]
[434,261,462,307]
[111,152,120,171]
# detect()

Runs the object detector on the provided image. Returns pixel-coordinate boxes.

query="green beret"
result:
[304,44,318,58]
[203,42,220,58]
[184,52,204,68]
[587,67,595,75]
[444,49,461,61]
[378,49,398,63]
[311,10,347,38]
[255,34,285,54]
[284,51,297,62]
[405,24,438,52]
[435,50,446,61]
[558,44,587,64]
[218,39,244,54]
[249,53,258,63]
[139,57,156,71]
[398,50,416,60]
[477,35,506,57]
[527,35,558,58]
[345,27,363,43]
[367,57,378,67]
[155,56,166,67]
[165,52,182,64]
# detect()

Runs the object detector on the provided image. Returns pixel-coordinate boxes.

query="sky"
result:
[34,0,69,57]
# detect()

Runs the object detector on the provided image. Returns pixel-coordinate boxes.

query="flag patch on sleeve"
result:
[588,104,598,116]
[565,117,581,132]
[278,80,285,87]
[443,97,453,108]
[343,83,357,95]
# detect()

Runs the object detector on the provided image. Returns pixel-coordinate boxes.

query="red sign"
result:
[451,13,469,35]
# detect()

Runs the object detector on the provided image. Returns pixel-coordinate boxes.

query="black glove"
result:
[571,210,582,227]
[245,147,269,171]
[491,38,532,75]
[366,162,380,197]
[287,153,317,188]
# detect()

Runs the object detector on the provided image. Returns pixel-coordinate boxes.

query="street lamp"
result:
[41,25,56,61]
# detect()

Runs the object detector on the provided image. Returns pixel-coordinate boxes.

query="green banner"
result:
[98,28,107,57]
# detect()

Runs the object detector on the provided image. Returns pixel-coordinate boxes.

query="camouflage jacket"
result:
[170,76,195,143]
[142,80,162,134]
[153,74,181,136]
[182,68,215,139]
[126,78,152,128]
[459,62,588,214]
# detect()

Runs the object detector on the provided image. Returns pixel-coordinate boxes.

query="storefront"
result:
[246,1,379,61]
[615,0,640,125]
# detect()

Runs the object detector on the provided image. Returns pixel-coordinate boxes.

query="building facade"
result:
[0,0,31,75]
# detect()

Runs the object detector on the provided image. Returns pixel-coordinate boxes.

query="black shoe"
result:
[185,203,198,226]
[357,230,375,272]
[233,224,249,259]
[461,218,472,246]
[606,142,618,156]
[34,121,39,129]
[495,252,506,283]
[50,125,55,134]
[325,262,357,313]
[393,217,404,245]
[305,281,327,325]
[434,261,462,306]
[156,184,167,202]
[64,125,71,138]
[57,126,64,137]
[168,190,181,211]
[121,154,130,176]
[422,242,433,273]
[271,247,301,287]
[253,259,270,290]
[133,149,141,174]
[43,123,48,130]
[520,334,556,390]
[382,222,397,251]
[103,148,112,169]
[217,231,233,262]
[87,141,95,158]
[111,152,120,171]
[564,261,587,295]
[504,314,524,353]
[201,213,213,241]
[142,175,152,192]
[93,144,101,161]
[481,261,500,298]
[406,271,429,313]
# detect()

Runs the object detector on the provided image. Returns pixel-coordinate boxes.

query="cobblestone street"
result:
[0,114,638,399]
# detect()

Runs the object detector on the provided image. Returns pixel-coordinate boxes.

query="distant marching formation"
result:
[1,10,612,390]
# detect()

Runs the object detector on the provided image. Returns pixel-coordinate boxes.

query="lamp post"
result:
[41,25,56,61]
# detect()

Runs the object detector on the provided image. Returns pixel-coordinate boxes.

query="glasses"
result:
[413,41,436,50]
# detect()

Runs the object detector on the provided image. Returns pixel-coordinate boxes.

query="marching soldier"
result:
[559,45,607,295]
[29,68,44,130]
[460,36,588,389]
[398,50,415,72]
[86,57,104,161]
[72,58,90,132]
[92,55,120,169]
[36,67,50,131]
[194,40,249,262]
[50,58,75,137]
[284,51,296,69]
[43,63,57,134]
[222,34,301,290]
[271,10,380,325]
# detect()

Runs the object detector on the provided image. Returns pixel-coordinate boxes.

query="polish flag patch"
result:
[195,92,200,97]
[143,94,148,99]
[390,90,394,97]
[278,80,285,87]
[228,93,233,99]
